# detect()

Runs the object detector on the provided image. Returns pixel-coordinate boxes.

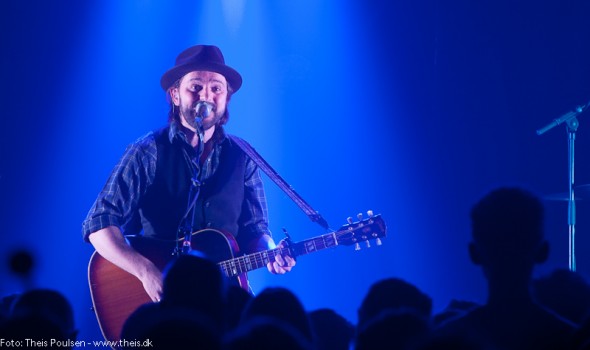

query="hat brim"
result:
[160,62,242,93]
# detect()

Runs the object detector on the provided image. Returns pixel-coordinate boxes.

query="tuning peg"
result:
[371,232,383,246]
[355,242,361,251]
[282,228,291,240]
[365,240,371,248]
[347,217,354,224]
[367,210,374,217]
[357,213,363,221]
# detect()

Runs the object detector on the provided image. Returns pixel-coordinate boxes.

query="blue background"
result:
[1,0,590,344]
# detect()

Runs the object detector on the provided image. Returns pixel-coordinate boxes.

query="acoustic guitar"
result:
[88,212,387,342]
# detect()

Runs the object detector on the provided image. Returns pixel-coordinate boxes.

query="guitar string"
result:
[219,235,333,276]
[217,217,382,277]
[221,233,339,276]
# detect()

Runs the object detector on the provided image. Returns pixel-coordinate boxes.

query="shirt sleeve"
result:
[237,156,272,249]
[81,135,157,242]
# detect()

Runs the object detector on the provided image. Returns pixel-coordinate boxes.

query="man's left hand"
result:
[267,239,296,274]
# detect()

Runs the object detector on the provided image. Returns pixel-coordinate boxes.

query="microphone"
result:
[194,101,215,125]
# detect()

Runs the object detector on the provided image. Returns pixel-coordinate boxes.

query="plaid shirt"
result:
[82,121,270,242]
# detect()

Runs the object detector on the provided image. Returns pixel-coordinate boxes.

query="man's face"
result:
[171,71,229,131]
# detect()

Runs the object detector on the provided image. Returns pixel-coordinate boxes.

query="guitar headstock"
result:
[335,211,387,249]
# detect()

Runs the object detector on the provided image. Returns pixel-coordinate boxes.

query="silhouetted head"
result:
[225,315,312,350]
[226,285,254,330]
[357,277,433,329]
[468,187,549,279]
[308,308,354,350]
[354,309,432,350]
[122,303,221,350]
[0,315,69,348]
[161,251,226,328]
[240,287,314,342]
[10,288,77,340]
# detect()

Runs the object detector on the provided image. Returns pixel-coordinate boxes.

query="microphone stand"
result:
[565,117,578,272]
[175,110,206,257]
[536,100,589,271]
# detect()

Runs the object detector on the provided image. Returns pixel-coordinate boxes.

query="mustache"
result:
[193,101,217,117]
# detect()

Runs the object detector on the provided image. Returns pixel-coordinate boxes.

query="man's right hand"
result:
[139,262,164,302]
[89,226,163,302]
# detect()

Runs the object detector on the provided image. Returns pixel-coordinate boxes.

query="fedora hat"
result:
[160,45,242,92]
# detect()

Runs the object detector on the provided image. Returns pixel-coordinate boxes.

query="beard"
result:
[179,102,225,131]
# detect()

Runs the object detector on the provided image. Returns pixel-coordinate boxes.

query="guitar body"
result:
[88,229,247,343]
[88,213,387,343]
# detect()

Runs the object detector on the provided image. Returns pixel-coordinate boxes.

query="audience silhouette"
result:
[5,186,590,349]
[226,284,254,331]
[411,332,495,350]
[123,306,221,350]
[532,268,590,325]
[432,299,480,326]
[308,307,355,350]
[0,288,77,349]
[435,187,578,350]
[0,294,19,323]
[10,288,77,341]
[121,251,226,346]
[355,308,432,350]
[357,277,433,330]
[238,286,314,344]
[224,315,313,350]
[161,251,227,327]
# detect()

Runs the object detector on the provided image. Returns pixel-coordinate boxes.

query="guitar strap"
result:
[229,135,330,230]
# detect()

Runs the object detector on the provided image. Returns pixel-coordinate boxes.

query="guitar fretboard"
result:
[218,232,338,278]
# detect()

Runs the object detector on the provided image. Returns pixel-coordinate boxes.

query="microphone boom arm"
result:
[536,101,590,135]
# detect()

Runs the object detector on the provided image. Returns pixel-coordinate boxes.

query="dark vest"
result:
[138,127,246,241]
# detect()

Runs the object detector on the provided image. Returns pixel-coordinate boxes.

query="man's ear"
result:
[170,88,180,105]
[534,240,549,264]
[469,242,482,265]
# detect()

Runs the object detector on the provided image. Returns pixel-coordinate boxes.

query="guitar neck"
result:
[217,213,386,278]
[218,232,337,278]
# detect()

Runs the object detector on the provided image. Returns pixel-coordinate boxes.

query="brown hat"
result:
[160,45,242,92]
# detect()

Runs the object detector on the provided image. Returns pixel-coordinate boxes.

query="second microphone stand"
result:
[537,100,589,271]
